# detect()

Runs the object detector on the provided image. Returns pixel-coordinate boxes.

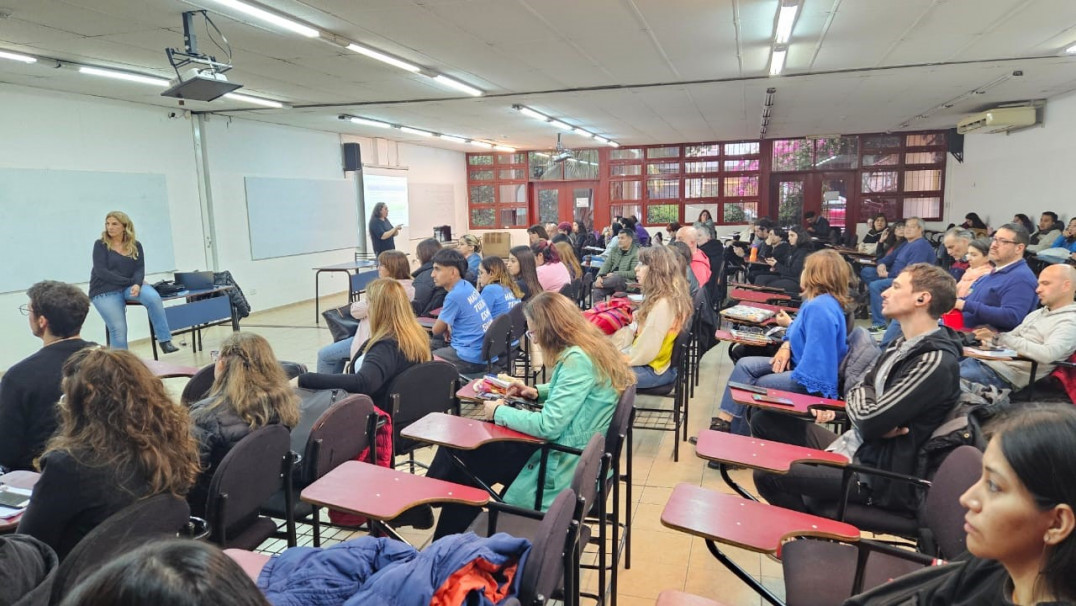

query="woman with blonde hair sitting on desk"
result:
[422,291,634,538]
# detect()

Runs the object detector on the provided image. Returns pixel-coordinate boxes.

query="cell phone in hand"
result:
[752,394,794,406]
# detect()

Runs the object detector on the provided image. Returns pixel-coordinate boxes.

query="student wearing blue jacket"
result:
[476,256,521,319]
[864,217,936,329]
[956,223,1039,332]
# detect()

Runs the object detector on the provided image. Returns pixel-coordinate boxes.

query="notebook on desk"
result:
[174,271,215,291]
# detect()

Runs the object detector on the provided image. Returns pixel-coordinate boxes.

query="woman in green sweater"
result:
[425,291,635,538]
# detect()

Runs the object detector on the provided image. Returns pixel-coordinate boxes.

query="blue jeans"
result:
[317,336,354,374]
[92,285,173,350]
[633,365,676,389]
[717,356,807,436]
[860,266,880,285]
[959,358,1011,390]
[868,278,894,327]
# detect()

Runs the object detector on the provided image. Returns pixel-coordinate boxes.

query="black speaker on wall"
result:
[947,128,964,164]
[343,143,362,172]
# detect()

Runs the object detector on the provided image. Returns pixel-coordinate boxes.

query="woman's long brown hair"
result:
[635,246,692,330]
[365,278,432,364]
[480,256,523,299]
[554,241,583,279]
[200,333,300,429]
[44,348,199,496]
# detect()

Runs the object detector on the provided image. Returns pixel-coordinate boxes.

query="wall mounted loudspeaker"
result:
[343,143,362,172]
[947,128,964,164]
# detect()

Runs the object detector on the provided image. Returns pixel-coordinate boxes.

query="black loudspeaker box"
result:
[343,143,362,172]
[947,128,964,164]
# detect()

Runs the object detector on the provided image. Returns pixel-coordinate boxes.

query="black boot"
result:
[159,341,179,354]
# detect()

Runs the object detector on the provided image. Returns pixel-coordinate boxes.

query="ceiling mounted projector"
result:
[162,10,242,102]
[551,133,575,163]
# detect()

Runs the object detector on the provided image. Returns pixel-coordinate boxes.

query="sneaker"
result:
[869,325,887,334]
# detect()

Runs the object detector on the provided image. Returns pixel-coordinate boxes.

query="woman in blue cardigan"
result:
[424,291,634,539]
[714,249,851,436]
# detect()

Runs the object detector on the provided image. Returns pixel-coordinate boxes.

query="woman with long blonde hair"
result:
[187,332,299,516]
[298,278,431,410]
[553,240,583,280]
[18,348,200,559]
[477,256,521,319]
[89,211,178,353]
[425,291,634,537]
[617,245,692,389]
[713,248,851,435]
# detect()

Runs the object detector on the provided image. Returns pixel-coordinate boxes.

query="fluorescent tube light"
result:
[606,140,620,148]
[593,136,609,144]
[223,92,284,108]
[79,66,169,87]
[209,0,319,37]
[432,75,483,96]
[547,120,573,131]
[1066,43,1076,54]
[0,50,36,64]
[493,145,516,152]
[774,4,799,45]
[400,126,433,137]
[349,116,391,128]
[573,128,593,138]
[517,106,549,121]
[769,48,787,76]
[470,141,494,149]
[439,134,467,144]
[346,43,421,73]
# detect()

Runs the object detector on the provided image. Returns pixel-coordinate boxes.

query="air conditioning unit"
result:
[956,106,1037,134]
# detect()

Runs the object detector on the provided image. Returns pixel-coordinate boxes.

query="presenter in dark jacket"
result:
[89,211,178,352]
[18,348,199,560]
[368,202,402,256]
[298,278,432,410]
[187,333,300,517]
[411,238,446,316]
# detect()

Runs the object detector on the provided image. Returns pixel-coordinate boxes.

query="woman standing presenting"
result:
[368,202,403,255]
[89,211,178,353]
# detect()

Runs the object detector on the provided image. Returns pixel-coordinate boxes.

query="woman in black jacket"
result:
[410,238,446,316]
[755,226,811,294]
[297,279,431,410]
[187,333,300,517]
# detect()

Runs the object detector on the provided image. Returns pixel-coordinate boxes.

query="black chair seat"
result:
[470,512,593,547]
[262,490,314,520]
[809,501,918,537]
[222,517,280,551]
[781,538,925,606]
[636,383,675,397]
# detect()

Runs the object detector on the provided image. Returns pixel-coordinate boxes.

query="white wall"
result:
[945,92,1076,229]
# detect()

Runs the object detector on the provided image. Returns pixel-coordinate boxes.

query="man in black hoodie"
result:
[751,263,962,514]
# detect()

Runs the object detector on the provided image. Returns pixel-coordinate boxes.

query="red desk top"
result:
[728,282,785,294]
[141,359,200,379]
[225,549,270,582]
[400,412,545,450]
[301,461,489,520]
[456,378,484,403]
[730,387,845,418]
[730,288,791,303]
[0,471,40,532]
[661,483,859,554]
[418,317,437,329]
[695,430,848,474]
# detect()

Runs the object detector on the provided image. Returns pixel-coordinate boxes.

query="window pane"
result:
[725,142,760,156]
[861,135,901,151]
[538,189,559,224]
[647,178,679,199]
[468,154,493,165]
[469,185,494,203]
[685,160,719,173]
[646,204,679,225]
[685,177,720,198]
[723,201,758,224]
[862,153,900,166]
[685,144,721,157]
[904,169,942,192]
[903,197,941,218]
[500,207,528,227]
[862,171,899,193]
[611,204,642,223]
[813,137,858,169]
[724,175,759,197]
[496,153,525,164]
[772,139,812,171]
[469,170,494,180]
[685,203,719,226]
[499,183,526,203]
[471,207,495,227]
[906,133,945,147]
[610,148,644,160]
[611,164,642,177]
[647,146,680,159]
[647,162,679,175]
[564,150,599,179]
[860,197,900,221]
[498,169,526,180]
[724,159,759,171]
[611,180,642,201]
[904,151,945,165]
[777,181,804,226]
[529,152,563,181]
[820,177,848,229]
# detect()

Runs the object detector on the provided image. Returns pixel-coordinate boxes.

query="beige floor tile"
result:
[618,562,689,600]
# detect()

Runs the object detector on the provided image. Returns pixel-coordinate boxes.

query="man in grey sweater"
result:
[960,264,1076,390]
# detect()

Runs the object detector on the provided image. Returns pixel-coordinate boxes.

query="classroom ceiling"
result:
[1,0,1076,152]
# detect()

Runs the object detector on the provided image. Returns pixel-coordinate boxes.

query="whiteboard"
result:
[409,183,456,239]
[245,177,358,260]
[0,168,175,294]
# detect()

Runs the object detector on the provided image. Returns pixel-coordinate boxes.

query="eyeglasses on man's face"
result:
[990,236,1019,246]
[18,303,30,316]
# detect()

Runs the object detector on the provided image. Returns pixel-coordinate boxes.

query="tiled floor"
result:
[139,292,788,605]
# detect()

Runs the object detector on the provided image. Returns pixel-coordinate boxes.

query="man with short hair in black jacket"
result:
[751,263,963,514]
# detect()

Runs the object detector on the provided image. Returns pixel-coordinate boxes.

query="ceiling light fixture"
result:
[769,48,787,76]
[1065,43,1076,54]
[760,87,776,138]
[347,116,392,128]
[493,145,516,152]
[547,119,573,132]
[470,141,494,149]
[208,0,319,37]
[573,128,593,138]
[512,104,619,146]
[78,66,170,87]
[774,1,801,45]
[431,75,483,96]
[439,134,467,144]
[516,105,550,121]
[346,43,421,73]
[223,92,284,108]
[0,49,36,64]
[399,126,434,137]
